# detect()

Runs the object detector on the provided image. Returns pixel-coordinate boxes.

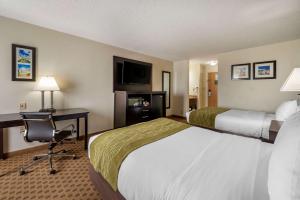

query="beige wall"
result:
[189,62,200,96]
[0,16,173,153]
[206,65,218,73]
[173,60,189,116]
[199,64,207,108]
[218,39,300,112]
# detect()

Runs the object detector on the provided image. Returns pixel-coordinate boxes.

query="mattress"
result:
[186,109,275,139]
[89,126,273,200]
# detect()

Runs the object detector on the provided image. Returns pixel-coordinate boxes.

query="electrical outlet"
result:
[20,126,25,134]
[19,102,27,111]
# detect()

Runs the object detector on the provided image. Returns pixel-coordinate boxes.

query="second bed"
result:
[186,107,275,139]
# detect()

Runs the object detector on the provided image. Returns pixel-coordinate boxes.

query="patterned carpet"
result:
[0,140,102,200]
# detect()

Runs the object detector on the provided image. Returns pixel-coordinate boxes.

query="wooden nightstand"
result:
[269,120,283,143]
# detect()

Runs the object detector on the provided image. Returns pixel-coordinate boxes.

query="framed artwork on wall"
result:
[231,63,251,80]
[12,44,36,81]
[253,60,276,80]
[162,71,171,109]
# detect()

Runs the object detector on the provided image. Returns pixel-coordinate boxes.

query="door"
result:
[208,72,218,107]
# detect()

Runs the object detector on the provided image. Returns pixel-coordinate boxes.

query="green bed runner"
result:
[89,118,191,191]
[189,107,230,129]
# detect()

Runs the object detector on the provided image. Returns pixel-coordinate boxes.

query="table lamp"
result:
[281,68,300,105]
[35,76,60,112]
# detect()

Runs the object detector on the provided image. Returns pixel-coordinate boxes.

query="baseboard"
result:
[4,131,104,158]
[5,143,49,158]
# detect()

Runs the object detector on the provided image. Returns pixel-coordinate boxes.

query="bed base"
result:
[88,118,272,200]
[192,124,273,143]
[88,163,126,200]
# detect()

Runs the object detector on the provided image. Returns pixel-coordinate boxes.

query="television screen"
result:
[123,61,151,84]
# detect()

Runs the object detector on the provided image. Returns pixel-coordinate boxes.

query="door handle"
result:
[208,89,212,97]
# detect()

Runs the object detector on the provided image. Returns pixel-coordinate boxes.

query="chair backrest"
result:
[20,112,56,142]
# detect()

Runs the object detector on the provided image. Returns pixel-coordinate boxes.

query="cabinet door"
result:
[152,94,166,119]
[126,106,151,125]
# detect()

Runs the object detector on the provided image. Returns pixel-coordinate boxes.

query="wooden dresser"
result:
[114,91,166,128]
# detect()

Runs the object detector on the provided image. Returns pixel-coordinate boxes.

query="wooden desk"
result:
[0,108,89,159]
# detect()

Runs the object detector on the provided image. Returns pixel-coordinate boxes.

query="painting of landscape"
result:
[257,65,271,75]
[12,44,36,81]
[234,66,247,77]
[231,64,250,80]
[16,47,32,79]
[253,60,276,79]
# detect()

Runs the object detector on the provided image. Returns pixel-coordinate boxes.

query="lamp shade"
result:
[281,68,300,92]
[35,76,60,91]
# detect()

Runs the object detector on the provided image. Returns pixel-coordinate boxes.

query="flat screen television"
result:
[122,61,151,84]
[114,56,152,91]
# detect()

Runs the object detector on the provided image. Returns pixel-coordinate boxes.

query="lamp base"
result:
[39,108,56,113]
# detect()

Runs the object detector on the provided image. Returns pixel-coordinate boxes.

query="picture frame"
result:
[162,71,171,109]
[12,44,36,81]
[231,63,251,80]
[253,60,276,80]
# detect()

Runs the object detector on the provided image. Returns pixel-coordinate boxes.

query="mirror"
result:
[162,71,171,109]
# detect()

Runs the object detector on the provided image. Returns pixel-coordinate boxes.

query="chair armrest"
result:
[55,124,75,134]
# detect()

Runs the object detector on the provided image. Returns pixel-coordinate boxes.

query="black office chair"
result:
[19,112,76,175]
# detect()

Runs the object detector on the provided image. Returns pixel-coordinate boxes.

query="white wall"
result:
[189,62,200,96]
[218,39,300,112]
[0,16,173,153]
[173,60,189,116]
[206,65,218,73]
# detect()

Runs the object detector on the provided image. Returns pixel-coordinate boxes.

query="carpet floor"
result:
[0,117,187,200]
[0,140,102,200]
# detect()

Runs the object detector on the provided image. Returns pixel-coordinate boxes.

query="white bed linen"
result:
[253,142,273,200]
[215,109,274,139]
[186,109,275,139]
[186,111,191,122]
[89,127,272,200]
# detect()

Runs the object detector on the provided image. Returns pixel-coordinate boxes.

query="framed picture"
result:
[162,71,171,109]
[253,60,276,80]
[231,63,251,80]
[12,44,36,81]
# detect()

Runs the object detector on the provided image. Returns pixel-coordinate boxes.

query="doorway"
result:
[207,72,218,107]
[188,60,218,110]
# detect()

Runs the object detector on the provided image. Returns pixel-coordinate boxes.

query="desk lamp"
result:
[35,76,60,112]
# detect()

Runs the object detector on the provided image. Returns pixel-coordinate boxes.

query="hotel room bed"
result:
[88,118,273,200]
[186,107,275,139]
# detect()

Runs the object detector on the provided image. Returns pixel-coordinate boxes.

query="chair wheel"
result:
[19,170,26,176]
[73,155,77,160]
[33,156,38,161]
[62,150,67,153]
[49,169,56,175]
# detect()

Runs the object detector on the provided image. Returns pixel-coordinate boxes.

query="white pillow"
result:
[275,100,298,121]
[268,112,300,200]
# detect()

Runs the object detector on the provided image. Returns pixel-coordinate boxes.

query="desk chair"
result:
[19,112,76,175]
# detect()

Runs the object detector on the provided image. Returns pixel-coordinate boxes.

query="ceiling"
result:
[0,0,300,61]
